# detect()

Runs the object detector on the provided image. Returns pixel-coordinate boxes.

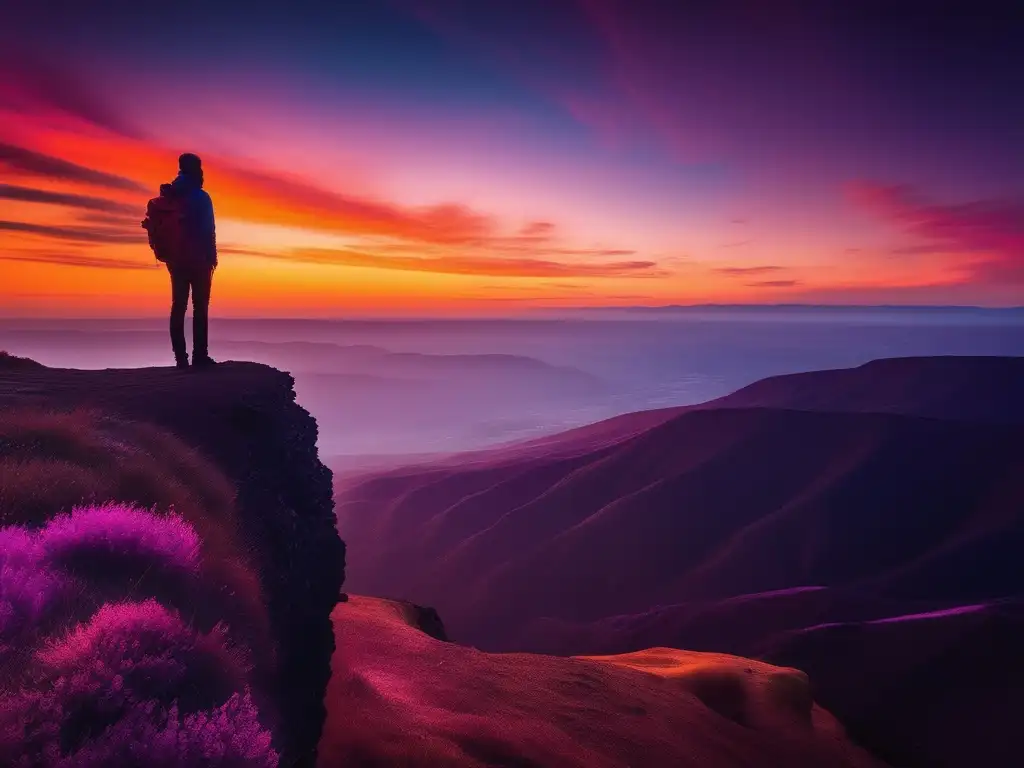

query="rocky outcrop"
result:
[0,361,345,766]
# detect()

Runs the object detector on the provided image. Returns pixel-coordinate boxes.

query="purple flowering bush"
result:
[0,527,73,664]
[0,505,278,766]
[49,692,277,768]
[0,410,268,653]
[41,504,201,573]
[39,504,203,617]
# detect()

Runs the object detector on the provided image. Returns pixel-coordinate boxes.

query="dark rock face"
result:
[758,601,1024,768]
[210,388,344,767]
[408,604,449,642]
[0,362,345,766]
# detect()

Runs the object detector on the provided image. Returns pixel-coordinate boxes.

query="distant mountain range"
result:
[545,304,1024,314]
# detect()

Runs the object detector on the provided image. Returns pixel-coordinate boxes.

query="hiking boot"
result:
[174,357,190,370]
[192,355,217,368]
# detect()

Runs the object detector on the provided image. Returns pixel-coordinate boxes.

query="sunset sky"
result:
[2,0,1022,317]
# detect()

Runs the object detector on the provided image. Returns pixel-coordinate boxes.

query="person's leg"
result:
[191,267,213,363]
[168,267,190,366]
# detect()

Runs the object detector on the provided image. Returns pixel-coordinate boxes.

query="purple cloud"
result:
[0,50,142,138]
[0,220,140,244]
[0,184,137,214]
[0,143,146,193]
[0,251,157,270]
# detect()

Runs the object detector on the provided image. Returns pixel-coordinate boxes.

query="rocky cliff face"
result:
[0,361,345,766]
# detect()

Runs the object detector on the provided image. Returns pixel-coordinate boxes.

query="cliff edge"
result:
[0,361,345,766]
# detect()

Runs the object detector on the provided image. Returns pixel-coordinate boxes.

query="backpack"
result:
[141,185,187,264]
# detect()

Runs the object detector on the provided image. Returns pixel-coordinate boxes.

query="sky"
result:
[1,0,1022,317]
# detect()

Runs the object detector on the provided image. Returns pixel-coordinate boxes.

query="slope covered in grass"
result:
[0,506,277,767]
[335,355,1024,767]
[319,595,885,768]
[339,406,1024,649]
[0,403,279,765]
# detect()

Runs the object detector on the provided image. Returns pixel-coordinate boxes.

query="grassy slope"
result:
[319,595,885,768]
[0,407,279,765]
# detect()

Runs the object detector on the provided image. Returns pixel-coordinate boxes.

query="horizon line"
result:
[2,302,1024,324]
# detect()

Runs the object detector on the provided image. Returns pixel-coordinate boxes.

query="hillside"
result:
[714,355,1024,424]
[318,595,883,768]
[494,355,1024,459]
[335,355,1024,767]
[760,600,1024,768]
[338,406,1024,645]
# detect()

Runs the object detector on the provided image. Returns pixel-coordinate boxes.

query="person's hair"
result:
[178,153,203,176]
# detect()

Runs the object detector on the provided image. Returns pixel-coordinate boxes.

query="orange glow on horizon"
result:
[2,74,1019,316]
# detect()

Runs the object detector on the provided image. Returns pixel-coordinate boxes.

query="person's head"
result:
[178,153,203,184]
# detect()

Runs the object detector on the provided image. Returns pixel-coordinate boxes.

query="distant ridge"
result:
[492,354,1024,459]
[3,304,1024,329]
[0,350,44,369]
[551,303,1024,314]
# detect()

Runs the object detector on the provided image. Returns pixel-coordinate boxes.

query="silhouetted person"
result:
[143,153,218,369]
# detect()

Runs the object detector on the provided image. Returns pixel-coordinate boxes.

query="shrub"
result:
[39,600,248,731]
[0,526,72,664]
[52,691,277,768]
[0,409,268,662]
[0,406,284,766]
[40,504,201,601]
[2,618,275,766]
[43,503,200,569]
[0,511,277,767]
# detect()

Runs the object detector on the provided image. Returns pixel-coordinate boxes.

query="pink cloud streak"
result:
[849,182,1024,284]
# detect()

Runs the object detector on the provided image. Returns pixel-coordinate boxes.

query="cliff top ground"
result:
[0,360,295,421]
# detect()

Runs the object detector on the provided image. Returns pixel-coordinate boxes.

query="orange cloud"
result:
[714,265,784,276]
[1,55,661,311]
[216,166,494,244]
[1,138,650,280]
[4,134,644,266]
[747,279,799,288]
[224,245,661,278]
[0,250,157,270]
